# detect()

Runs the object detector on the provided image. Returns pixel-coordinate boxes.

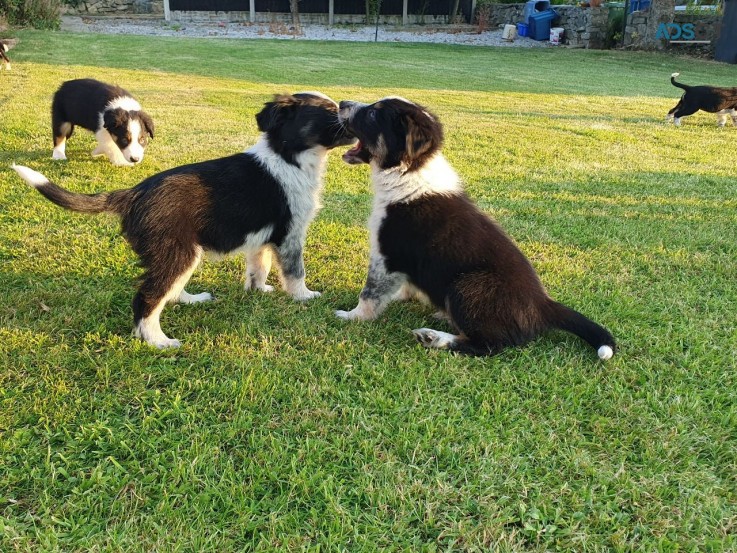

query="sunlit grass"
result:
[0,31,735,551]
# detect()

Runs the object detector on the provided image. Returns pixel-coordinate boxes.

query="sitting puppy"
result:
[0,40,10,71]
[51,78,155,166]
[336,96,615,360]
[667,72,737,127]
[13,92,355,348]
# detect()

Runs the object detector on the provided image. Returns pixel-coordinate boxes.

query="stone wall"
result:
[488,4,610,49]
[624,8,720,54]
[64,0,163,15]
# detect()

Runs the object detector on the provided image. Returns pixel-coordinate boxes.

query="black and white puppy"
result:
[51,78,155,166]
[336,96,615,360]
[13,92,355,348]
[667,72,737,127]
[0,40,12,70]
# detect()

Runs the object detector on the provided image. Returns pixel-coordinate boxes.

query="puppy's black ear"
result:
[256,94,297,132]
[139,111,155,139]
[103,108,128,131]
[404,107,443,168]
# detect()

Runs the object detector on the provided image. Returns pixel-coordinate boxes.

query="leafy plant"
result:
[0,0,60,29]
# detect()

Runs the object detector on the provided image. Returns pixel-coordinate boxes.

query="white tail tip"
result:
[671,72,680,78]
[11,164,49,188]
[597,345,614,360]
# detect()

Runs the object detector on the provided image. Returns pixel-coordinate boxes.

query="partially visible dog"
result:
[0,39,16,70]
[336,96,615,360]
[13,92,355,348]
[667,72,737,127]
[51,78,155,166]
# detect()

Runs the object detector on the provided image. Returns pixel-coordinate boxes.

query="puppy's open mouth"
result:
[342,141,370,165]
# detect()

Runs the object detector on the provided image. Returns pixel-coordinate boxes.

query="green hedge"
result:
[0,0,60,29]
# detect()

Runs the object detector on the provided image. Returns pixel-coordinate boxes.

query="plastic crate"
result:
[516,22,529,37]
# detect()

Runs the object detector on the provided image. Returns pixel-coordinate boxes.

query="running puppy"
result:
[336,96,615,359]
[0,40,10,71]
[51,78,155,166]
[667,72,737,127]
[13,92,355,348]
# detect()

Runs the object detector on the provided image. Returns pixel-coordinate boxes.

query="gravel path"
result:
[61,15,550,48]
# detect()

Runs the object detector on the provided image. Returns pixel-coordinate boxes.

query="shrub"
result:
[606,5,624,47]
[0,0,61,29]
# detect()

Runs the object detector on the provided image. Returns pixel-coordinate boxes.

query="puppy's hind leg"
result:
[666,99,682,124]
[672,104,698,127]
[52,122,73,160]
[133,249,203,348]
[244,246,274,293]
[716,109,730,128]
[412,328,498,356]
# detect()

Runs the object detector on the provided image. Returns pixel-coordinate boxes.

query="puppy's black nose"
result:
[129,156,140,163]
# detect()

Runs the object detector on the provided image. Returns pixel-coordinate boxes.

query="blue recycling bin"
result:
[629,0,651,12]
[523,0,551,24]
[528,9,558,41]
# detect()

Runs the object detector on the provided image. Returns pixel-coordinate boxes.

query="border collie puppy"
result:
[335,97,615,360]
[51,78,155,166]
[667,72,737,127]
[13,92,355,348]
[0,40,12,70]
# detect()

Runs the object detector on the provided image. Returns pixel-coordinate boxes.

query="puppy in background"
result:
[667,72,737,127]
[13,92,355,348]
[336,96,615,360]
[0,39,16,70]
[51,78,154,166]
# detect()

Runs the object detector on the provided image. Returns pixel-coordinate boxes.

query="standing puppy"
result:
[13,92,355,348]
[336,97,615,360]
[667,72,737,127]
[51,78,155,166]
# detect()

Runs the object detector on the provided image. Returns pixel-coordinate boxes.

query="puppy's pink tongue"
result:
[342,142,364,164]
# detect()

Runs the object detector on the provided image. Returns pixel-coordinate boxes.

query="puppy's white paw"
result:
[413,328,455,349]
[179,291,213,304]
[150,337,181,349]
[52,150,67,161]
[244,280,274,293]
[335,309,354,320]
[293,289,320,301]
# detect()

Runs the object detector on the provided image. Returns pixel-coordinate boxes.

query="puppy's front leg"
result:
[275,238,320,301]
[245,246,274,293]
[336,256,406,321]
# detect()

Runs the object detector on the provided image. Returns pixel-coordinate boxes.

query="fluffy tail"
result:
[670,72,689,91]
[548,301,616,360]
[12,164,128,215]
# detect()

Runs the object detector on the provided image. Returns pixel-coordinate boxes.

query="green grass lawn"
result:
[1,30,736,551]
